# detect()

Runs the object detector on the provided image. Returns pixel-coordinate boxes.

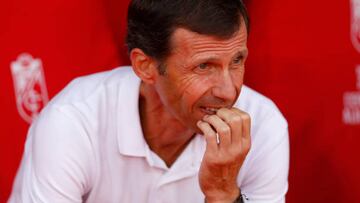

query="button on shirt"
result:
[9,67,289,203]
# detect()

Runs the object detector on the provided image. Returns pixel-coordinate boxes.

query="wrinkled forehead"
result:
[169,24,248,60]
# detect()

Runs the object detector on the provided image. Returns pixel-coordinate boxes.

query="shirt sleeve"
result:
[239,113,290,203]
[8,105,95,203]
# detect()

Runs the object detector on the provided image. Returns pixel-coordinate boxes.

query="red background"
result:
[1,0,359,202]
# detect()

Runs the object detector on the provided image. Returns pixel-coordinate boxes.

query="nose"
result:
[211,70,237,103]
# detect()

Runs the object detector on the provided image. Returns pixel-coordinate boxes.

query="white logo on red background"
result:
[342,1,360,125]
[351,0,360,53]
[10,53,49,123]
[343,65,360,125]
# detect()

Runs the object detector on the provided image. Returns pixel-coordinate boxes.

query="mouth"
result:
[200,106,221,115]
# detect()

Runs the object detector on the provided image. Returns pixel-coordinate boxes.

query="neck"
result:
[139,82,195,167]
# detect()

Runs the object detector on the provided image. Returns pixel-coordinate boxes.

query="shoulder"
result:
[33,65,138,150]
[30,65,138,168]
[48,66,136,106]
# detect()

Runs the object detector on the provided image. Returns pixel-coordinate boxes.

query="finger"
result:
[240,112,251,149]
[202,114,231,148]
[197,120,219,151]
[216,108,243,144]
[230,108,251,145]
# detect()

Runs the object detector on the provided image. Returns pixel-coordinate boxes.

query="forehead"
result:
[169,24,248,59]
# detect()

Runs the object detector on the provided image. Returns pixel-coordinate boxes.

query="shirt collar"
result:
[116,69,147,157]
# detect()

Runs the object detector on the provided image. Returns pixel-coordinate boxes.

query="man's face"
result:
[154,24,248,132]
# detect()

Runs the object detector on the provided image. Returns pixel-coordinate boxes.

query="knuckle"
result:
[219,126,231,134]
[206,130,216,137]
[208,115,218,120]
[229,115,242,124]
[241,113,251,121]
[198,121,206,128]
[217,108,228,115]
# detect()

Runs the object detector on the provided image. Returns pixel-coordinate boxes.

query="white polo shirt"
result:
[9,66,289,203]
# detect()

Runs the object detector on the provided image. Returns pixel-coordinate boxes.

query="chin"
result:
[185,115,204,134]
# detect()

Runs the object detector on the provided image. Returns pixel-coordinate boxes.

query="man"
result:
[9,0,289,202]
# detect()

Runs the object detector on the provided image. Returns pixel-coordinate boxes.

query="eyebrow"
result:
[234,49,248,58]
[191,49,249,64]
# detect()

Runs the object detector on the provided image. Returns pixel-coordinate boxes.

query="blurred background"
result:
[1,0,360,202]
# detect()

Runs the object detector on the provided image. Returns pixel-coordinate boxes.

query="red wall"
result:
[1,0,359,202]
[245,0,360,202]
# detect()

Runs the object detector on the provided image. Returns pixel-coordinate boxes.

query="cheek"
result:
[235,73,244,88]
[231,68,245,89]
[179,75,213,109]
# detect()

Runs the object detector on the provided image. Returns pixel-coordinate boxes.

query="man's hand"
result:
[197,107,251,203]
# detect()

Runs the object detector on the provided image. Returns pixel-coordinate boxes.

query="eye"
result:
[194,63,213,74]
[233,55,243,64]
[194,63,210,72]
[198,63,208,70]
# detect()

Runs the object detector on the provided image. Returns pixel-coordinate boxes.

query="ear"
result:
[130,48,158,84]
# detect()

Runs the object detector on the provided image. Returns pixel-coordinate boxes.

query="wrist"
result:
[205,188,241,203]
